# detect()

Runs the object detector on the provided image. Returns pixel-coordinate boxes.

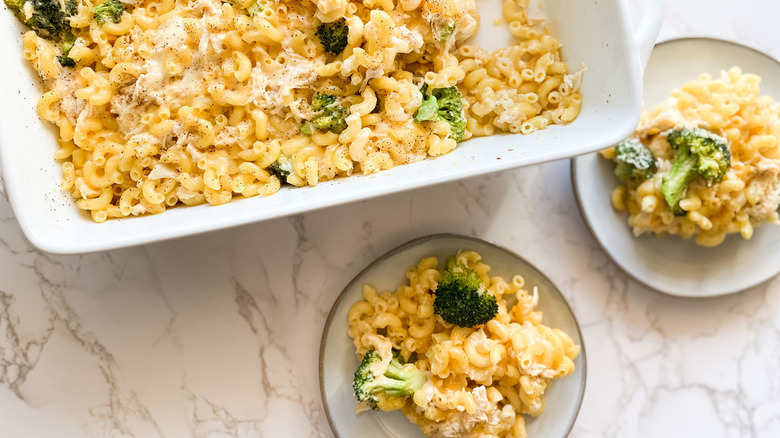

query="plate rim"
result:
[318,232,587,438]
[570,36,780,298]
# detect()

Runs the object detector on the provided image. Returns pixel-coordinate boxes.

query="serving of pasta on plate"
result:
[603,67,780,246]
[6,0,582,222]
[347,250,580,438]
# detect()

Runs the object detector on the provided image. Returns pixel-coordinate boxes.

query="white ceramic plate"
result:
[319,234,586,438]
[572,38,780,297]
[0,0,662,254]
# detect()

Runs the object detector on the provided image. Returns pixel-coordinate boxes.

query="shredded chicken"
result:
[416,386,512,438]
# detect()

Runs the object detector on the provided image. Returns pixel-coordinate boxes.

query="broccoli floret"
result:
[439,22,455,40]
[56,36,75,67]
[315,19,348,55]
[267,154,292,183]
[353,349,425,410]
[247,2,260,15]
[224,0,260,14]
[415,85,466,142]
[92,0,123,25]
[415,92,438,121]
[661,127,731,215]
[4,0,76,40]
[308,92,349,134]
[614,138,656,181]
[56,54,75,67]
[433,256,498,328]
[300,122,313,136]
[4,0,27,21]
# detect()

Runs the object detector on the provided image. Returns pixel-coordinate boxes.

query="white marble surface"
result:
[1,1,779,437]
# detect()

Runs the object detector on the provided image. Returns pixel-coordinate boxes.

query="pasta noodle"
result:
[347,250,580,438]
[603,67,780,246]
[14,0,582,221]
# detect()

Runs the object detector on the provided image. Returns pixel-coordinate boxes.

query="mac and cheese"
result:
[604,67,780,246]
[347,250,580,438]
[14,0,582,221]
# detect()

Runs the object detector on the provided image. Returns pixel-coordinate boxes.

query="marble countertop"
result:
[1,1,779,437]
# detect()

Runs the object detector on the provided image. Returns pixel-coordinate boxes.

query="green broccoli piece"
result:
[3,0,24,21]
[92,0,123,25]
[415,85,466,142]
[300,122,313,136]
[415,93,438,121]
[430,87,467,142]
[56,54,75,67]
[56,36,75,67]
[4,0,28,22]
[353,349,425,410]
[4,0,76,40]
[247,2,260,14]
[224,0,259,14]
[439,22,455,40]
[308,92,349,134]
[433,256,498,328]
[614,138,656,181]
[315,19,348,55]
[267,154,292,183]
[661,127,731,215]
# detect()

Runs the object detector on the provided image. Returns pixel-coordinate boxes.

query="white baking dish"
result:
[0,0,663,254]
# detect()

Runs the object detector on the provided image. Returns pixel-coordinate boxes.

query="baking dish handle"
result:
[634,0,664,70]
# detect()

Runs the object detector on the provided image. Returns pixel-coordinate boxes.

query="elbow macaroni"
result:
[18,0,582,222]
[347,250,580,438]
[604,67,780,246]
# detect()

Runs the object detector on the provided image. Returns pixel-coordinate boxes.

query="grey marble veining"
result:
[1,1,780,437]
